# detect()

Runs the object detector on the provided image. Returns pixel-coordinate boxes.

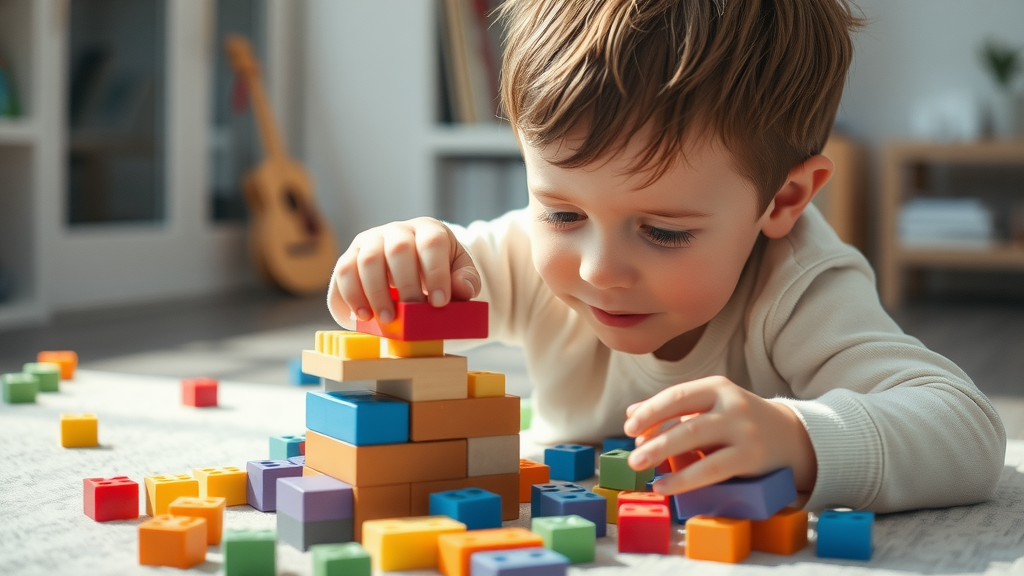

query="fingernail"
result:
[356,308,371,321]
[378,310,394,324]
[430,290,446,307]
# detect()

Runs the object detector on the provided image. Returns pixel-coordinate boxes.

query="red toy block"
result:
[668,450,704,473]
[618,490,668,508]
[182,377,218,407]
[655,460,672,475]
[618,503,671,554]
[356,299,488,341]
[84,476,139,521]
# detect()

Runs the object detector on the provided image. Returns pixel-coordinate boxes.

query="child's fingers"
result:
[413,222,455,307]
[627,412,725,471]
[326,263,357,330]
[355,234,397,323]
[450,245,481,301]
[383,227,427,306]
[652,446,746,495]
[623,377,721,437]
[332,246,373,324]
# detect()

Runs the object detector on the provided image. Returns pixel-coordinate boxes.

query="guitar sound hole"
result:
[283,187,321,237]
[284,190,300,211]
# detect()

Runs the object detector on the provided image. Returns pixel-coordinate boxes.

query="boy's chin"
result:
[593,330,663,356]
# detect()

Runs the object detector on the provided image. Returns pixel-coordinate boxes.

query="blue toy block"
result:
[428,487,501,530]
[602,436,635,453]
[530,482,586,518]
[470,547,570,576]
[816,510,873,561]
[288,455,305,466]
[289,357,319,385]
[246,460,303,512]
[269,434,305,460]
[671,467,796,521]
[544,444,595,482]
[540,491,607,537]
[306,391,409,446]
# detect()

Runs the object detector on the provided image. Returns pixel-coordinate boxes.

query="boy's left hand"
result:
[622,376,817,495]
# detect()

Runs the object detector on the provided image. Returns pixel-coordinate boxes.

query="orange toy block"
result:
[168,496,226,545]
[592,486,621,523]
[363,516,467,571]
[618,491,669,507]
[518,459,550,503]
[668,450,705,473]
[38,350,78,379]
[409,395,520,442]
[315,330,380,359]
[467,434,520,477]
[437,528,544,576]
[410,473,520,521]
[751,507,808,555]
[685,516,751,563]
[387,338,444,358]
[466,371,504,398]
[145,474,199,516]
[193,467,247,506]
[301,350,468,401]
[305,430,466,487]
[302,466,323,476]
[353,483,412,542]
[138,515,207,568]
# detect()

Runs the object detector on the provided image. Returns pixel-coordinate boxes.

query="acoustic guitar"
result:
[224,35,338,295]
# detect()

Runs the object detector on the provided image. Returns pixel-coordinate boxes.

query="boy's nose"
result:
[578,240,637,290]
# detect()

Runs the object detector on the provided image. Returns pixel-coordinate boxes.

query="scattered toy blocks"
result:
[518,459,550,503]
[23,362,60,392]
[751,506,808,555]
[145,474,199,516]
[591,486,621,523]
[193,466,247,506]
[245,460,303,512]
[531,482,586,518]
[467,371,505,397]
[306,390,409,446]
[168,496,226,545]
[672,467,797,521]
[2,372,38,403]
[544,444,595,482]
[356,299,488,341]
[315,330,380,359]
[618,503,671,554]
[181,377,218,407]
[467,434,520,477]
[387,338,444,358]
[289,455,306,466]
[60,413,98,448]
[409,394,520,442]
[38,350,78,379]
[362,516,467,571]
[311,542,371,576]
[410,473,520,521]
[289,357,320,385]
[470,547,570,576]
[539,491,607,537]
[429,488,502,530]
[138,515,207,568]
[618,490,669,508]
[437,527,544,576]
[685,516,751,563]
[223,528,277,576]
[531,514,596,563]
[599,449,654,491]
[301,350,469,401]
[83,476,139,521]
[269,434,305,460]
[816,510,873,560]
[602,436,636,453]
[304,430,466,487]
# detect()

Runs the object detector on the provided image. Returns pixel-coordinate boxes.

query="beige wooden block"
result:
[466,434,520,477]
[301,350,468,401]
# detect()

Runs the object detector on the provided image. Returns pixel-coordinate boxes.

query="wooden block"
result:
[387,339,444,358]
[685,516,751,563]
[305,430,466,487]
[409,395,520,441]
[352,483,412,542]
[410,473,519,521]
[301,350,468,402]
[467,371,505,398]
[362,516,466,571]
[356,299,488,341]
[518,459,550,503]
[751,507,808,555]
[467,435,520,477]
[437,528,543,576]
[315,331,380,359]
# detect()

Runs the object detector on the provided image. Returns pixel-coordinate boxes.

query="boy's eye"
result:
[641,225,694,247]
[538,211,585,228]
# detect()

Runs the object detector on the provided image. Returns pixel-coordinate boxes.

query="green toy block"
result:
[599,449,654,491]
[311,542,371,576]
[223,528,276,576]
[23,363,60,392]
[2,373,39,404]
[521,397,533,430]
[531,514,596,564]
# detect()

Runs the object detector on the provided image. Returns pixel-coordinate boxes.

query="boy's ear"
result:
[759,155,835,239]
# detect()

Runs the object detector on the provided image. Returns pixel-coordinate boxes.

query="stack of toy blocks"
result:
[276,475,355,550]
[300,294,522,542]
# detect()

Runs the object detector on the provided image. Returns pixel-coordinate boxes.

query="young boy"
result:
[327,0,1005,513]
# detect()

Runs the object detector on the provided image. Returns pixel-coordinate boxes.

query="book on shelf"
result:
[898,197,995,250]
[438,0,504,124]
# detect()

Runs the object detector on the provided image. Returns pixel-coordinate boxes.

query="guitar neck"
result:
[243,69,287,162]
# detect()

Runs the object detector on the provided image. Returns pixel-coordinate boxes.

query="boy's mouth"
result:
[590,306,652,328]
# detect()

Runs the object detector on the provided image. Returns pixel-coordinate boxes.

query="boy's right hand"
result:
[327,217,481,329]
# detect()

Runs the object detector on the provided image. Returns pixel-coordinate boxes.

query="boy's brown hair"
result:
[498,0,862,212]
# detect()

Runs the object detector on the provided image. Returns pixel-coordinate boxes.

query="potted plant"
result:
[981,39,1023,139]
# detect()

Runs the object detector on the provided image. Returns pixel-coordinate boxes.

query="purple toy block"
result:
[246,459,303,512]
[540,491,607,537]
[471,547,569,576]
[671,467,796,521]
[288,455,305,466]
[276,475,354,523]
[530,482,586,518]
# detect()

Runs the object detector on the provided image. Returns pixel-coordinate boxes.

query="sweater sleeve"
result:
[767,263,1006,513]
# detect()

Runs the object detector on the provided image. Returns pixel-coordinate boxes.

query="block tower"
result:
[300,293,521,542]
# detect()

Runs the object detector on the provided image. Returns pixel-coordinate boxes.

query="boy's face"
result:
[523,134,772,357]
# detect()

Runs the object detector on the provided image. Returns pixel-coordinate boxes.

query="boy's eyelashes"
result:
[536,211,583,227]
[537,210,695,248]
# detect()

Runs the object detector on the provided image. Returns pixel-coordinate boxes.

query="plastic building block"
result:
[409,394,520,442]
[138,515,207,568]
[655,460,672,475]
[306,390,409,446]
[531,514,596,563]
[530,482,586,518]
[2,372,38,403]
[311,542,371,576]
[430,488,502,530]
[23,362,60,392]
[315,330,380,359]
[599,449,654,491]
[672,467,797,521]
[356,299,488,341]
[305,430,466,487]
[618,504,671,554]
[60,413,98,448]
[591,486,621,523]
[545,444,595,482]
[437,527,544,576]
[83,476,138,521]
[520,397,532,430]
[685,516,751,563]
[289,357,320,385]
[245,460,303,512]
[352,483,412,542]
[750,506,808,555]
[362,516,467,571]
[602,436,636,453]
[540,491,607,537]
[277,475,353,522]
[518,459,550,503]
[619,490,668,510]
[668,450,704,473]
[38,350,78,379]
[168,496,226,545]
[223,528,276,576]
[471,547,570,576]
[387,338,444,358]
[278,511,354,551]
[145,474,199,516]
[302,350,469,401]
[181,377,218,407]
[193,466,246,506]
[411,473,520,521]
[269,433,305,459]
[467,371,505,397]
[816,510,873,560]
[467,434,520,477]
[289,455,306,466]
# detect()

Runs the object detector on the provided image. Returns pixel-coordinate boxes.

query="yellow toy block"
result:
[168,496,226,545]
[138,515,207,568]
[145,474,199,516]
[362,516,467,571]
[193,467,247,506]
[387,338,444,358]
[685,516,751,563]
[467,371,505,398]
[592,486,622,524]
[438,528,544,576]
[315,330,380,359]
[60,413,98,448]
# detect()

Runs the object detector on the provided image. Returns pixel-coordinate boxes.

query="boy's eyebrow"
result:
[642,208,713,219]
